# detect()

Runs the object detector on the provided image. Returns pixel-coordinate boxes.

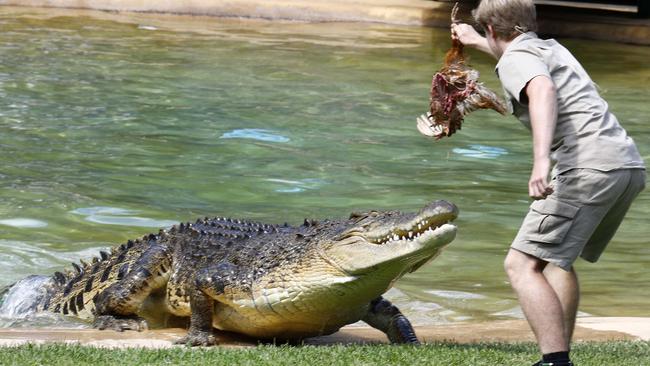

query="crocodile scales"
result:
[11,200,458,345]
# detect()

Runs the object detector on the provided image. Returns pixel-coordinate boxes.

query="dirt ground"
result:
[1,317,646,348]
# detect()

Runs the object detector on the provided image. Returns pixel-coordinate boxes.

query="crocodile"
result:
[9,200,458,345]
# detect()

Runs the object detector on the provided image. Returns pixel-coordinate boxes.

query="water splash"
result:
[0,276,90,328]
[0,275,52,318]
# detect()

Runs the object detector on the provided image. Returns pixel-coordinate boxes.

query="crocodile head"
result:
[322,200,458,277]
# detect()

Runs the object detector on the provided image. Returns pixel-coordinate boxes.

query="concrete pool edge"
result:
[0,317,647,348]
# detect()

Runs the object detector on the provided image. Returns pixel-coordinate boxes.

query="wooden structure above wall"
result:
[533,0,649,17]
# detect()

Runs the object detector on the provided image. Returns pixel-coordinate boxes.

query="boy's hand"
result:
[451,23,483,48]
[451,23,495,58]
[529,157,554,199]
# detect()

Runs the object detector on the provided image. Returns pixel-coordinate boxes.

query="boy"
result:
[451,1,645,365]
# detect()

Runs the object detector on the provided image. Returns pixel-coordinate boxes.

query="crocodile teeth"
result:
[367,216,453,245]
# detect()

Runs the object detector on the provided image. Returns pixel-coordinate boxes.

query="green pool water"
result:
[0,7,648,327]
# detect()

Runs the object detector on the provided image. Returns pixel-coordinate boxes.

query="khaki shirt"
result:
[495,32,645,175]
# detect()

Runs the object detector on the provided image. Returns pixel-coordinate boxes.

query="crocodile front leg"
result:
[93,244,171,332]
[362,296,420,344]
[174,262,239,346]
[174,287,216,346]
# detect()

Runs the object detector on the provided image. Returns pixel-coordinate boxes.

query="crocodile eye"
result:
[348,212,365,220]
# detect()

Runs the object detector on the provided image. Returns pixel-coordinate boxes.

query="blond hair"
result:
[472,0,537,40]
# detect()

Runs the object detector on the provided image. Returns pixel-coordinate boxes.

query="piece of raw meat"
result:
[417,3,507,139]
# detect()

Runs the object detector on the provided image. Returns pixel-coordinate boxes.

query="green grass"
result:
[2,341,649,366]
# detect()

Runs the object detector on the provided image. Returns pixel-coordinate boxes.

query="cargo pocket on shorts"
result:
[524,198,579,245]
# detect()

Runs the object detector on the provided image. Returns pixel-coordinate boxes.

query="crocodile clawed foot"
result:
[174,330,218,347]
[93,315,149,332]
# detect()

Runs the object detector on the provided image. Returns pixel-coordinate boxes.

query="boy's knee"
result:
[504,249,544,282]
[504,249,522,270]
[503,251,519,280]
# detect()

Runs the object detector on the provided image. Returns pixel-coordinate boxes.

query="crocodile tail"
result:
[46,233,161,318]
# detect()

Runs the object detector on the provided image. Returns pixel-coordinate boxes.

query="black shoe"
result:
[532,362,574,366]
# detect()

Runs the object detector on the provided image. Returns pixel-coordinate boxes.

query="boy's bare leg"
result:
[544,264,580,342]
[504,249,569,354]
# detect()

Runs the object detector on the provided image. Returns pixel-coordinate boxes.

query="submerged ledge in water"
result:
[1,1,649,44]
[0,318,644,348]
[0,0,454,27]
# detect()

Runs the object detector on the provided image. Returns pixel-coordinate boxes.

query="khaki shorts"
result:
[511,168,646,271]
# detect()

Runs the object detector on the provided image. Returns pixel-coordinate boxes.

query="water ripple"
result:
[425,290,488,300]
[265,178,327,193]
[70,207,177,228]
[0,240,111,288]
[137,25,158,31]
[452,144,508,159]
[220,129,290,143]
[0,218,48,228]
